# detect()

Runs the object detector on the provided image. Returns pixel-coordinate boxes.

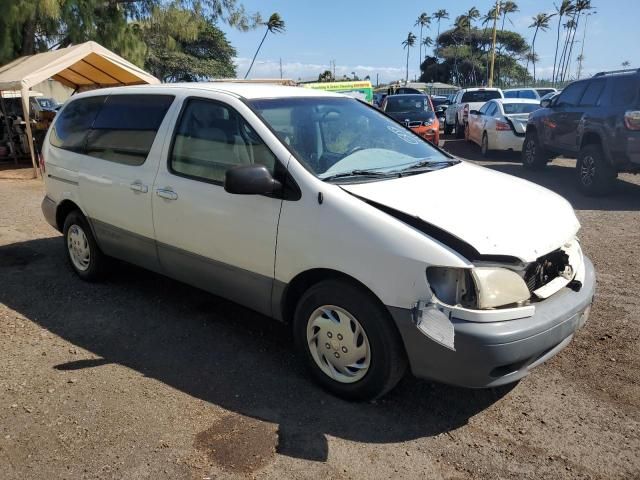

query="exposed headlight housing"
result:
[427,266,531,310]
[423,118,435,126]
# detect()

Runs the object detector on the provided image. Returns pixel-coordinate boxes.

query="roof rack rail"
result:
[594,68,640,77]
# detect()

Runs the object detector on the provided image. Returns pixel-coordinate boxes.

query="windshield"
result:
[250,97,452,180]
[385,95,433,113]
[502,103,540,114]
[461,90,502,103]
[37,98,58,109]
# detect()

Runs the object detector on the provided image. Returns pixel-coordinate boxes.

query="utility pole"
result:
[488,0,500,87]
[376,73,379,87]
[279,58,283,79]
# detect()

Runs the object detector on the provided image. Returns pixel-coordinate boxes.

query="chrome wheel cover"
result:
[306,306,371,384]
[580,155,596,186]
[67,224,90,271]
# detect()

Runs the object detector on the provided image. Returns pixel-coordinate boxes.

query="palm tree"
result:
[244,13,285,79]
[402,32,417,83]
[552,0,575,84]
[415,13,431,68]
[501,1,519,31]
[528,13,553,83]
[432,9,449,54]
[622,60,631,67]
[562,0,592,82]
[463,6,481,42]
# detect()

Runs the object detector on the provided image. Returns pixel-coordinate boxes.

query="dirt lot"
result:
[1,139,639,479]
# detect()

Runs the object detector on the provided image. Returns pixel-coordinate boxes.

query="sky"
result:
[220,0,640,84]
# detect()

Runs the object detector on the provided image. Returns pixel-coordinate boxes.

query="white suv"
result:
[41,83,594,400]
[444,87,503,138]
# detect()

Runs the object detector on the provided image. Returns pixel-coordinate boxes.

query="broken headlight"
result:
[427,266,531,310]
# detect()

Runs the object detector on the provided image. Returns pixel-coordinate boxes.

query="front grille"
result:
[523,249,570,293]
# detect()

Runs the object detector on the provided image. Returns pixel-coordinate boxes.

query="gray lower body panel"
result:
[388,257,596,388]
[41,196,58,230]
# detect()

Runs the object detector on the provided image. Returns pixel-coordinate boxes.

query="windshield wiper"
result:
[321,169,392,182]
[398,159,459,172]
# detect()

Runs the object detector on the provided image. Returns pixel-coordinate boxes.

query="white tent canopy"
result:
[0,41,159,176]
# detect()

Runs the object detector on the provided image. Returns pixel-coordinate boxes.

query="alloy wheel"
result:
[580,155,596,186]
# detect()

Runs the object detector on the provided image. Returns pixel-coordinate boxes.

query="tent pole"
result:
[20,86,39,179]
[0,93,19,165]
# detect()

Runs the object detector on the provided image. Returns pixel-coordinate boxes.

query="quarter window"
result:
[86,94,174,166]
[170,98,277,183]
[49,96,106,151]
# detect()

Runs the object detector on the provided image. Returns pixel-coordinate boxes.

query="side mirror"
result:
[470,109,481,115]
[224,164,282,195]
[540,99,551,108]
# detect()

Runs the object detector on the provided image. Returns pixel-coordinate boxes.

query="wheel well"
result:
[525,125,536,135]
[55,200,81,231]
[581,131,602,149]
[280,269,386,325]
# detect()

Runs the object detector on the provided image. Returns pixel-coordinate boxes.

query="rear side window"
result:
[579,79,605,106]
[86,94,174,166]
[170,98,276,184]
[49,96,106,151]
[556,81,587,107]
[461,90,502,103]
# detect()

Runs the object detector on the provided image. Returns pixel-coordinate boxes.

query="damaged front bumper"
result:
[387,256,596,388]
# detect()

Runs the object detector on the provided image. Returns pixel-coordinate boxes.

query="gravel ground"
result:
[0,139,639,479]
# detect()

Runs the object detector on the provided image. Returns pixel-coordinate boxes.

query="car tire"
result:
[576,143,616,196]
[455,118,464,139]
[444,121,453,135]
[293,279,407,401]
[521,130,548,170]
[63,210,107,281]
[481,132,490,158]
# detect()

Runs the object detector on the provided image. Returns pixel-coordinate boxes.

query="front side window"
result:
[170,98,277,183]
[485,103,498,116]
[478,102,492,114]
[556,82,587,107]
[579,79,605,107]
[251,97,453,180]
[86,94,174,166]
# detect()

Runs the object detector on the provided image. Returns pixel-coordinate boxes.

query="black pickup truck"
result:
[522,69,640,195]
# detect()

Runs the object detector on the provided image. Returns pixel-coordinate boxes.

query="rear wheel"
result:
[576,143,616,196]
[481,132,490,158]
[522,130,548,170]
[444,121,453,135]
[293,280,407,401]
[63,210,107,281]
[455,118,465,139]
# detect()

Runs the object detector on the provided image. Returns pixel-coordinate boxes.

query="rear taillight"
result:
[624,110,640,130]
[39,152,46,174]
[495,120,511,131]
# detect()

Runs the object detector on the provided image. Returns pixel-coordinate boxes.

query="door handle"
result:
[130,182,148,193]
[156,188,178,200]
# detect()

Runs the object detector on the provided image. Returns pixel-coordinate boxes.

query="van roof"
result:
[71,82,342,100]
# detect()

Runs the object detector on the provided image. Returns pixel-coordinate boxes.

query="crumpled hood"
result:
[341,161,580,263]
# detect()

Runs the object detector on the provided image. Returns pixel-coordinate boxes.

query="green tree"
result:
[402,32,416,83]
[622,60,631,67]
[528,13,553,82]
[415,13,431,68]
[244,13,285,79]
[139,4,236,82]
[552,0,575,83]
[318,70,334,82]
[500,1,519,31]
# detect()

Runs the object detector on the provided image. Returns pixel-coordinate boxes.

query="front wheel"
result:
[521,130,548,170]
[576,144,616,196]
[293,280,407,401]
[63,210,107,281]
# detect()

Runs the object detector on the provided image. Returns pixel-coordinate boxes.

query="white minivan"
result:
[41,83,595,400]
